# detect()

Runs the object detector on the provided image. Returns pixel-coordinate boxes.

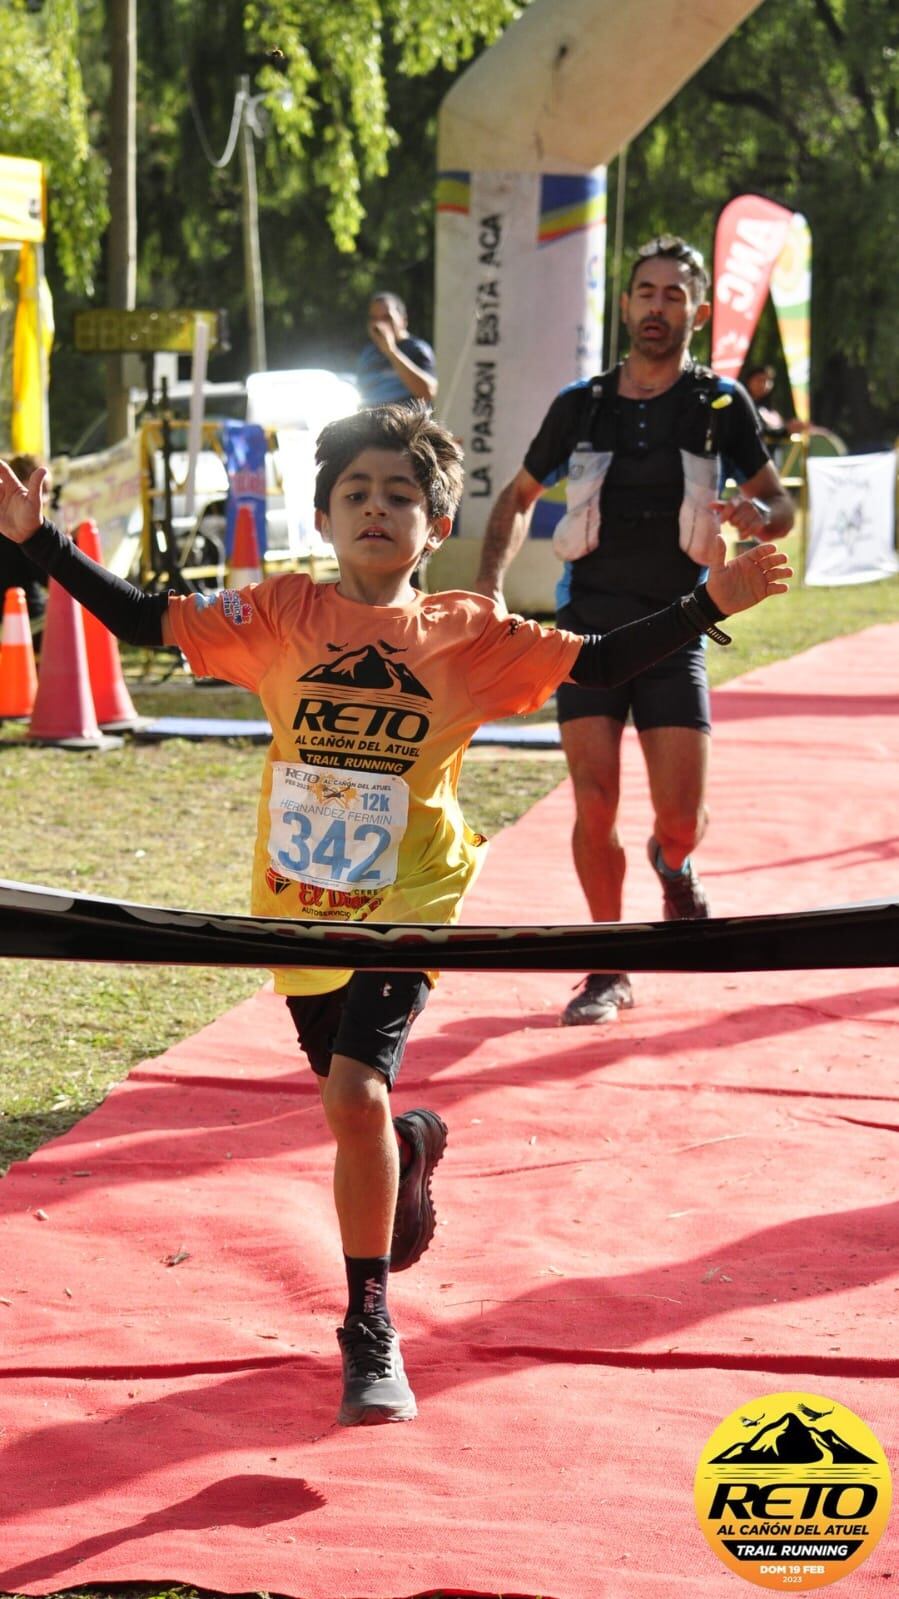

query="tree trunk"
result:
[239,76,267,374]
[106,0,137,445]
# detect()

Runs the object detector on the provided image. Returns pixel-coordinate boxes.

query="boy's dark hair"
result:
[627,235,709,303]
[314,403,464,522]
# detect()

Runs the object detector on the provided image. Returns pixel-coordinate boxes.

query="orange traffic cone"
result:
[74,519,142,730]
[28,579,120,749]
[0,586,38,719]
[228,503,263,587]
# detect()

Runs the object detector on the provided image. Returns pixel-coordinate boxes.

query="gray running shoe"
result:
[647,836,709,920]
[336,1313,417,1426]
[561,972,634,1026]
[390,1108,448,1272]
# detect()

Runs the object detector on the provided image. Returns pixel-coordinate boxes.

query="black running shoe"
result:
[647,836,709,920]
[560,972,634,1026]
[336,1313,417,1426]
[390,1108,448,1272]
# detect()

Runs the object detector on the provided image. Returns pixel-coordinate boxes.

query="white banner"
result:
[435,168,606,541]
[52,435,143,573]
[805,452,898,586]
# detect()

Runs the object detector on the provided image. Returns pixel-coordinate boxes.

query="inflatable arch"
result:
[431,0,764,611]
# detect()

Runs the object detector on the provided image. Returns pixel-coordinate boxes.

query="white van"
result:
[146,368,358,582]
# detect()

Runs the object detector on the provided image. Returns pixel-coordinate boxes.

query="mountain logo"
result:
[710,1410,876,1467]
[694,1390,891,1590]
[299,639,431,699]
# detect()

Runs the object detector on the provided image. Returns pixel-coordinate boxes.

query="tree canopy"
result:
[45,0,524,444]
[243,0,523,251]
[2,0,895,446]
[618,0,898,441]
[0,0,107,291]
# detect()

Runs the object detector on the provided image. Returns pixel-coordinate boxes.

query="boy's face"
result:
[319,448,451,580]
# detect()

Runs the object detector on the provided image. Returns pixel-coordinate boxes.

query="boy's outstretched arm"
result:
[569,542,792,691]
[0,460,173,647]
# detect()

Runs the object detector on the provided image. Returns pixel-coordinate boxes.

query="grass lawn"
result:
[0,530,895,1599]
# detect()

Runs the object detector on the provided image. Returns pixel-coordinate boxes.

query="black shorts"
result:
[556,602,711,734]
[285,970,431,1089]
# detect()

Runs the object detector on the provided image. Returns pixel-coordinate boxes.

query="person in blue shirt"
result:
[356,293,438,409]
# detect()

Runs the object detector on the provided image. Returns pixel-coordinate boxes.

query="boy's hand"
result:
[706,542,792,617]
[0,461,46,543]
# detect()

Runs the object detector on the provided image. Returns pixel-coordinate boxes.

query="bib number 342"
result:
[268,762,408,889]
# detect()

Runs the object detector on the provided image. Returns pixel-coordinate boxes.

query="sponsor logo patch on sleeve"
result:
[221,589,254,625]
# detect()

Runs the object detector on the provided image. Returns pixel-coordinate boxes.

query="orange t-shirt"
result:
[168,576,582,995]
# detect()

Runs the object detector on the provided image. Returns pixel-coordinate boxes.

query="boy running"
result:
[0,404,790,1426]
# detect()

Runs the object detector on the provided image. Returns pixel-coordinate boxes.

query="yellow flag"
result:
[12,241,53,456]
[770,213,812,424]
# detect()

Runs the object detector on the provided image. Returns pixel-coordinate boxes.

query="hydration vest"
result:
[551,363,736,567]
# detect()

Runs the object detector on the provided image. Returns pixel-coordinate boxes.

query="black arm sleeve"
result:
[568,584,727,689]
[20,520,169,646]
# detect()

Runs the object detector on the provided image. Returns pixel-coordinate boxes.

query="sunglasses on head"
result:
[636,236,705,269]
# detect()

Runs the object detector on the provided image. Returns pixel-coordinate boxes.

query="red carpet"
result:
[0,625,897,1597]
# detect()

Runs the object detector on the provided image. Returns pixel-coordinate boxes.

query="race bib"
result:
[269,762,409,890]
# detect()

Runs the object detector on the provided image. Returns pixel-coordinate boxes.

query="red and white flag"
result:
[711,195,794,379]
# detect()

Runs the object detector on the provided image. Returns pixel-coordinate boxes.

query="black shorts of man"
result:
[474,235,794,1026]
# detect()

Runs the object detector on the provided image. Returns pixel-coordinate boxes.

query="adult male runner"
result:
[474,236,794,1025]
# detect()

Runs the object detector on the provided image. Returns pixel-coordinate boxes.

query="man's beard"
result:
[629,317,690,361]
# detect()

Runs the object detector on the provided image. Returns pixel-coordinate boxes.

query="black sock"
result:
[344,1254,391,1323]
